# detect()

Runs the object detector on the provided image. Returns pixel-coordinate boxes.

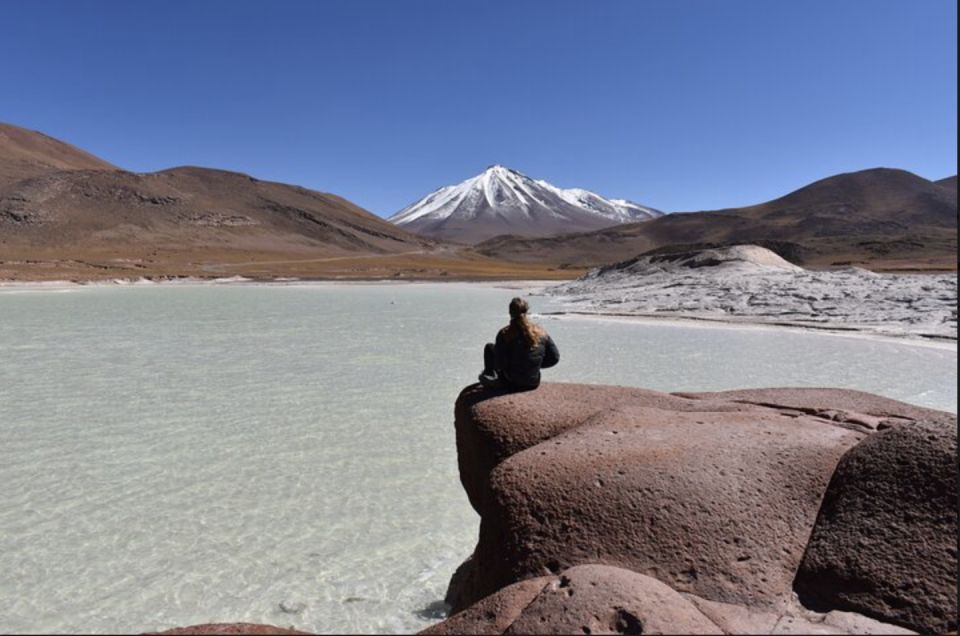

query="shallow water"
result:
[0,283,955,634]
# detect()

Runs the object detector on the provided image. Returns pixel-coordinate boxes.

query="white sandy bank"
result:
[542,245,958,341]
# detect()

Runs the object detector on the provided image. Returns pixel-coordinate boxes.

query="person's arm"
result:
[541,335,559,369]
[494,329,508,371]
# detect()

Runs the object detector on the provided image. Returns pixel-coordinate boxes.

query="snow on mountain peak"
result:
[388,165,663,243]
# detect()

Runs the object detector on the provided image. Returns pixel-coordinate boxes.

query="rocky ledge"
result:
[424,382,957,635]
[150,623,310,635]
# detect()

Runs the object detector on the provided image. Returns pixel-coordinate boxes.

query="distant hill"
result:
[475,168,958,271]
[0,122,428,256]
[0,123,575,282]
[3,124,954,279]
[1,165,434,254]
[0,123,118,188]
[935,175,957,191]
[3,123,533,281]
[388,165,661,243]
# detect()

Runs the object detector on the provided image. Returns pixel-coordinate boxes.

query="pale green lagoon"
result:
[0,282,955,634]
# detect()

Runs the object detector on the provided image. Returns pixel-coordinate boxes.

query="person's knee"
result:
[484,343,495,363]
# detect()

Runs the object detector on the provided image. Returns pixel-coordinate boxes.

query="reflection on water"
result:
[0,283,955,634]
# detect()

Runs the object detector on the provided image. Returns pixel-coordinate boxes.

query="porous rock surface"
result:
[429,382,955,635]
[150,623,310,635]
[425,564,917,635]
[425,564,723,635]
[795,419,958,633]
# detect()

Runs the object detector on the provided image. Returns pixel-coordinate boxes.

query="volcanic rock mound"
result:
[593,244,805,277]
[150,623,310,635]
[428,383,957,635]
[546,245,958,339]
[795,419,958,633]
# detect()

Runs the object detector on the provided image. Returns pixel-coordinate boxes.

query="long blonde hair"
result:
[504,297,545,349]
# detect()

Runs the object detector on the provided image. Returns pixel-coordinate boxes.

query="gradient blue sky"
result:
[2,0,956,216]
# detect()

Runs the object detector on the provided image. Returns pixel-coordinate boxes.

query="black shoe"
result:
[478,371,499,387]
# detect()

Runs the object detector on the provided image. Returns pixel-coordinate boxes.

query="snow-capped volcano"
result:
[388,165,662,243]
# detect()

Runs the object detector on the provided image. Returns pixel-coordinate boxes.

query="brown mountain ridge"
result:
[0,123,567,281]
[936,175,957,191]
[1,122,955,279]
[0,122,118,187]
[474,168,958,272]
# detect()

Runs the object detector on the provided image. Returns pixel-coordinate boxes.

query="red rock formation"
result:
[425,564,917,635]
[432,382,955,635]
[795,419,958,633]
[150,624,310,635]
[421,576,553,636]
[426,565,723,635]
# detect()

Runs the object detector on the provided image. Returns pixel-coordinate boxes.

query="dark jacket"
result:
[494,327,560,389]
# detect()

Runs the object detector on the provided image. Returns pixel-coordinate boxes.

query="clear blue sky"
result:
[1,0,956,216]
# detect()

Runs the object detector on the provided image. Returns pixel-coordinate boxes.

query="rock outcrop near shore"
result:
[795,419,958,633]
[545,245,958,340]
[429,383,957,635]
[151,623,310,635]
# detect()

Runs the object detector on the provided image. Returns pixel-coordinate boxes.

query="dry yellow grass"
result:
[0,246,586,282]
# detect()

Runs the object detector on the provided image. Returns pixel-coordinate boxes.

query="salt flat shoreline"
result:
[1,276,955,633]
[0,276,559,289]
[2,275,956,350]
[542,247,958,345]
[538,310,958,351]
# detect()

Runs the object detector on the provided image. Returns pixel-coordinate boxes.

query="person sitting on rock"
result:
[479,297,559,391]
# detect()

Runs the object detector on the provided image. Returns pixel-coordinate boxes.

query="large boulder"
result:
[454,383,776,514]
[465,404,860,610]
[422,576,553,635]
[794,419,958,633]
[453,383,733,513]
[149,624,310,635]
[444,382,955,633]
[424,564,916,635]
[425,564,723,635]
[454,384,941,516]
[677,387,955,432]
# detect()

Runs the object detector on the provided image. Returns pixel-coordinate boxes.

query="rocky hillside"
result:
[0,122,118,187]
[0,124,574,281]
[0,123,439,275]
[936,175,957,190]
[0,123,433,251]
[1,165,433,254]
[475,168,958,272]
